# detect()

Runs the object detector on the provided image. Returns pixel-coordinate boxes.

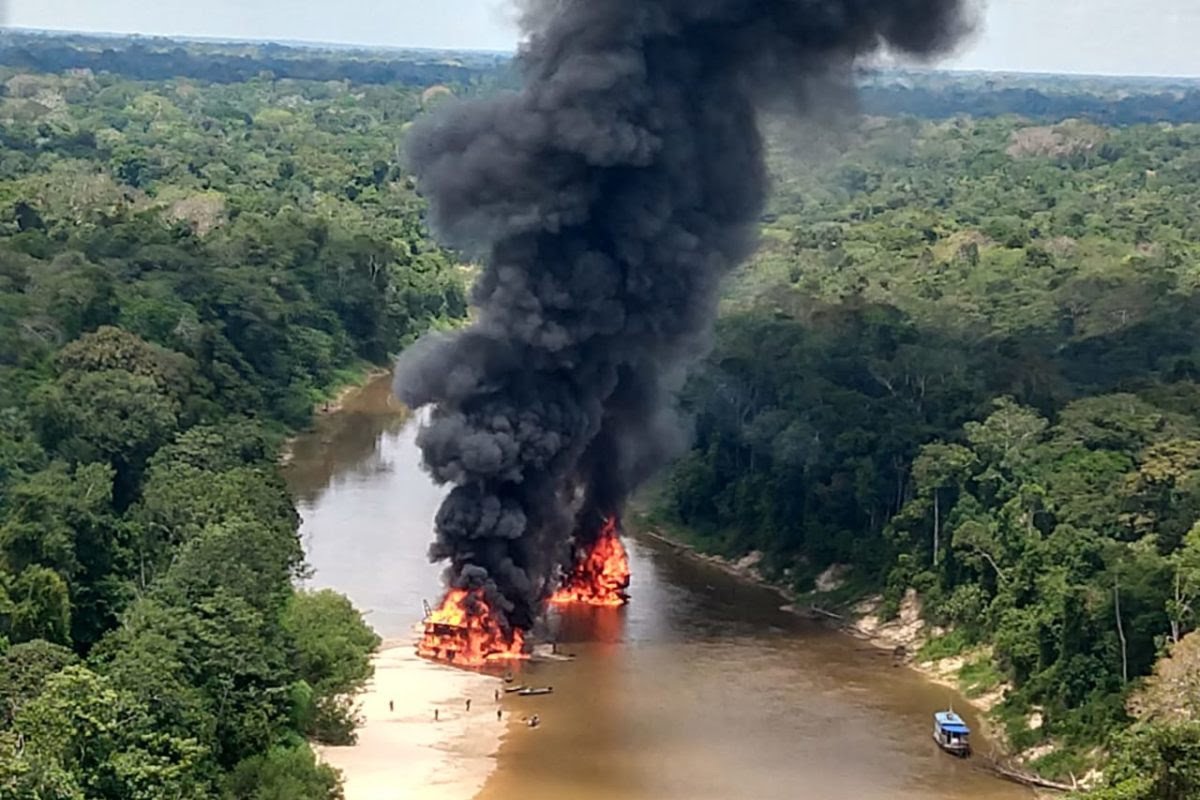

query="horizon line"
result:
[4,25,1200,82]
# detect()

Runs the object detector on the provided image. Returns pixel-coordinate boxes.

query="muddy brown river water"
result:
[285,375,1032,800]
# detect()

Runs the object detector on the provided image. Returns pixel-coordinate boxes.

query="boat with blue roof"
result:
[933,709,971,757]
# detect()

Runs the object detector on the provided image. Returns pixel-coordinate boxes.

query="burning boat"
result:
[550,516,631,606]
[417,519,632,668]
[417,589,528,667]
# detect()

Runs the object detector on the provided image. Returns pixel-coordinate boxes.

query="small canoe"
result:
[503,685,528,694]
[517,687,553,696]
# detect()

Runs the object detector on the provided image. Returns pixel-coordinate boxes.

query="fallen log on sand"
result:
[982,757,1079,793]
[809,606,845,621]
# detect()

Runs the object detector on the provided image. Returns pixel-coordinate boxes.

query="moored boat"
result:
[933,710,971,757]
[517,686,554,696]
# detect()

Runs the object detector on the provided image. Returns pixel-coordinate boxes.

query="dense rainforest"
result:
[0,31,507,88]
[858,71,1200,125]
[3,32,1200,798]
[654,115,1200,790]
[9,32,1200,123]
[0,55,466,797]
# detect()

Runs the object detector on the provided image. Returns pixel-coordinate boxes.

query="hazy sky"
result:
[10,0,1200,78]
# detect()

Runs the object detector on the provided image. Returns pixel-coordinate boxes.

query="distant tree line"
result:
[5,34,1200,123]
[0,37,501,87]
[860,85,1200,125]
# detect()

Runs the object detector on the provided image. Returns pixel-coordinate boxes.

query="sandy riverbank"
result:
[317,641,510,800]
[638,528,954,665]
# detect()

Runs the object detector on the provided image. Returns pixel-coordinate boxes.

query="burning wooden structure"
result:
[417,589,528,667]
[550,516,631,606]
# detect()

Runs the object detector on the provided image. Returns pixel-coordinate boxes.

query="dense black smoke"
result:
[397,0,974,633]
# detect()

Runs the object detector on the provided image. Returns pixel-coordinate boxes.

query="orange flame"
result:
[417,589,528,667]
[549,516,631,606]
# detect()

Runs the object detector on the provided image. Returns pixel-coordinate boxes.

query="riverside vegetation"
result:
[3,31,1200,799]
[654,115,1200,793]
[0,43,467,799]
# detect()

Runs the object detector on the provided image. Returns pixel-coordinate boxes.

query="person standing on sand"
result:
[466,698,471,711]
[434,709,439,722]
[494,689,500,702]
[497,709,503,722]
[388,700,394,712]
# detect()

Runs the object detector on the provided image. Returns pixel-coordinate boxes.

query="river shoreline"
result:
[318,366,393,416]
[632,525,1067,795]
[279,365,394,466]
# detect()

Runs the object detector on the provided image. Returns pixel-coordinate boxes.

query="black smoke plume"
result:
[397,0,974,633]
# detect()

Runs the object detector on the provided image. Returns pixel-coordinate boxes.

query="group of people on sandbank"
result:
[388,683,544,728]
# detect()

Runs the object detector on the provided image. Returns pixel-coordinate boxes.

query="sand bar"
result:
[318,640,510,800]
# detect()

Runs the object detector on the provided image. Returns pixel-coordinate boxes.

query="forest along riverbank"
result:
[287,372,1031,800]
[282,375,509,800]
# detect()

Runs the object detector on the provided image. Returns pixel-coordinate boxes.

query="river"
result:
[284,374,1032,800]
